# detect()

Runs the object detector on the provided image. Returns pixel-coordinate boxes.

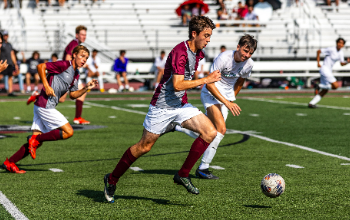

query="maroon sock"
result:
[178,137,210,177]
[9,144,30,163]
[36,130,63,142]
[108,148,137,185]
[75,100,83,118]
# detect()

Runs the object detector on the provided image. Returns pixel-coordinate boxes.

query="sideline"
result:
[0,191,28,220]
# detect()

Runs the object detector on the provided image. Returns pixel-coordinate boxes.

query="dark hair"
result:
[188,16,216,39]
[72,45,90,57]
[120,50,126,55]
[32,51,40,59]
[93,49,98,53]
[51,53,58,59]
[220,45,226,50]
[76,25,87,34]
[160,50,165,55]
[336,37,346,45]
[238,34,258,52]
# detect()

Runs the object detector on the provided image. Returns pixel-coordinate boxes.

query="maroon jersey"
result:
[63,39,79,60]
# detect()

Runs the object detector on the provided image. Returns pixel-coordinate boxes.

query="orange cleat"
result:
[28,135,40,160]
[73,117,90,125]
[26,91,39,105]
[2,158,26,174]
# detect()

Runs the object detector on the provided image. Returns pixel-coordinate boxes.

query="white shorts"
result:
[201,90,229,122]
[143,103,202,134]
[320,70,336,85]
[31,105,69,133]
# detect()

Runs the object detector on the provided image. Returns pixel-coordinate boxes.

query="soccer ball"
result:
[128,87,134,92]
[108,88,117,94]
[260,173,285,198]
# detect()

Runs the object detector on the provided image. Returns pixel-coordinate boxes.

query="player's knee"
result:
[65,129,74,139]
[217,126,226,135]
[332,83,339,89]
[137,143,153,155]
[204,128,217,143]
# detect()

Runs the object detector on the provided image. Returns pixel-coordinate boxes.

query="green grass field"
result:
[1,91,350,219]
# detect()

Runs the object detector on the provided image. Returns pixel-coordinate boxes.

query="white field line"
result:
[286,164,304,168]
[0,191,28,220]
[86,101,350,162]
[129,167,144,171]
[49,168,64,172]
[210,165,225,170]
[244,97,350,110]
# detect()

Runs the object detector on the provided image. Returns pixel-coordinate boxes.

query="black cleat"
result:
[195,168,219,179]
[159,122,176,137]
[308,104,317,108]
[173,172,199,195]
[104,174,116,203]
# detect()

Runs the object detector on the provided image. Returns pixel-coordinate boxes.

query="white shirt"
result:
[320,47,344,74]
[202,50,254,101]
[155,56,166,69]
[86,56,101,73]
[196,57,206,71]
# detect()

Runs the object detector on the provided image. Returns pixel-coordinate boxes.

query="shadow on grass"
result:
[243,205,272,208]
[132,169,195,178]
[77,189,188,206]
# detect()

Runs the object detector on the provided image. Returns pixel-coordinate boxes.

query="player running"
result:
[2,45,98,174]
[103,16,221,203]
[309,38,350,108]
[163,34,257,179]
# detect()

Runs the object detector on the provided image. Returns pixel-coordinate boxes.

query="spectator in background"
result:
[35,0,51,7]
[154,50,167,90]
[326,0,339,7]
[23,51,44,93]
[0,33,9,75]
[194,57,208,81]
[234,1,248,20]
[244,6,259,27]
[13,50,25,93]
[86,49,104,92]
[114,50,129,92]
[192,4,203,16]
[214,45,227,60]
[49,53,58,62]
[181,4,192,26]
[0,30,18,96]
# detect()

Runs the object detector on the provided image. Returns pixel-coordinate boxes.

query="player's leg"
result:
[116,73,124,92]
[154,69,164,89]
[34,73,40,91]
[73,82,89,125]
[59,92,68,103]
[26,72,31,93]
[122,71,129,91]
[309,73,335,108]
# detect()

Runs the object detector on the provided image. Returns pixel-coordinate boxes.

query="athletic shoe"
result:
[2,158,26,174]
[73,117,90,125]
[308,104,317,108]
[28,135,40,160]
[104,174,116,203]
[100,89,105,93]
[195,168,219,179]
[173,172,199,195]
[8,93,17,97]
[159,122,176,137]
[26,91,39,105]
[314,84,320,95]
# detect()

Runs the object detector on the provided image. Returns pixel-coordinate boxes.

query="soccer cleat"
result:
[28,135,40,160]
[104,174,116,203]
[173,172,199,195]
[314,84,320,95]
[2,158,26,174]
[100,88,105,93]
[73,117,90,125]
[195,168,219,179]
[159,122,176,137]
[26,91,39,105]
[308,104,317,108]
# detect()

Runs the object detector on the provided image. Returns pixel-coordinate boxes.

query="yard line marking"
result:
[108,116,116,118]
[13,117,20,120]
[343,113,350,115]
[127,104,150,108]
[49,168,64,172]
[244,98,350,110]
[340,163,350,165]
[286,164,304,168]
[0,191,28,220]
[210,165,225,170]
[86,101,350,162]
[296,113,307,116]
[129,167,144,171]
[249,114,259,117]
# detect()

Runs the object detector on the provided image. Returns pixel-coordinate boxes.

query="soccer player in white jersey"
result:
[103,16,221,203]
[309,38,350,108]
[164,34,257,179]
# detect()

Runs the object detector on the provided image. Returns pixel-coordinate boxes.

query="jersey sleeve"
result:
[171,49,187,75]
[46,61,70,74]
[321,47,332,56]
[64,41,79,59]
[242,66,253,78]
[339,51,345,63]
[210,54,225,73]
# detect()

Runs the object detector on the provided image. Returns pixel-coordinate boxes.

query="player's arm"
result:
[37,63,56,97]
[340,57,350,66]
[69,79,98,99]
[206,81,241,116]
[234,77,245,96]
[0,60,8,73]
[172,70,221,91]
[317,49,321,68]
[11,50,18,72]
[65,54,72,61]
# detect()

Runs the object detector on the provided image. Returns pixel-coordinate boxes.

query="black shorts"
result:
[27,71,38,76]
[0,65,14,76]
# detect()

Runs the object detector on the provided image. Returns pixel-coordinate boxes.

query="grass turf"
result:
[0,93,350,219]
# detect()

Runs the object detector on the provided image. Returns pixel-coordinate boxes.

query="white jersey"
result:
[320,47,344,74]
[86,56,101,73]
[202,50,254,101]
[155,56,166,69]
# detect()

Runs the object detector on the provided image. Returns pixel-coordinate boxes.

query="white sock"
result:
[86,77,92,84]
[34,86,38,91]
[98,75,104,89]
[27,86,31,92]
[319,84,331,90]
[199,132,225,170]
[118,85,124,91]
[309,94,321,105]
[175,125,199,139]
[125,84,130,89]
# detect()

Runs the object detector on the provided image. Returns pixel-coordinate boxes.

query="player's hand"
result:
[225,101,241,116]
[86,79,98,90]
[45,86,56,97]
[207,70,221,84]
[15,64,19,72]
[317,63,321,68]
[0,60,9,73]
[347,57,350,63]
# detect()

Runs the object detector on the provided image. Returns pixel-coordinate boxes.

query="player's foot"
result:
[2,158,26,174]
[173,172,199,195]
[104,174,116,203]
[314,84,320,95]
[159,122,176,137]
[26,91,39,105]
[195,168,219,179]
[73,117,90,125]
[8,93,17,97]
[28,135,40,160]
[308,104,317,108]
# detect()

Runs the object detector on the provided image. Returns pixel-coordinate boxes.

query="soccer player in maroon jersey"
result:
[2,45,98,174]
[103,16,221,203]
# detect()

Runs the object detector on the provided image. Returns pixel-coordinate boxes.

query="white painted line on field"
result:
[210,165,225,170]
[108,116,116,118]
[13,117,20,120]
[296,113,307,116]
[245,97,350,110]
[49,168,64,172]
[85,102,147,115]
[0,191,28,220]
[286,164,304,168]
[0,135,6,139]
[65,116,69,119]
[343,96,350,98]
[343,113,350,115]
[249,114,259,117]
[340,163,350,165]
[127,104,150,108]
[129,167,144,171]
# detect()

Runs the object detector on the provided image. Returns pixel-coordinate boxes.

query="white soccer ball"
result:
[128,87,134,92]
[261,173,285,198]
[108,88,117,94]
